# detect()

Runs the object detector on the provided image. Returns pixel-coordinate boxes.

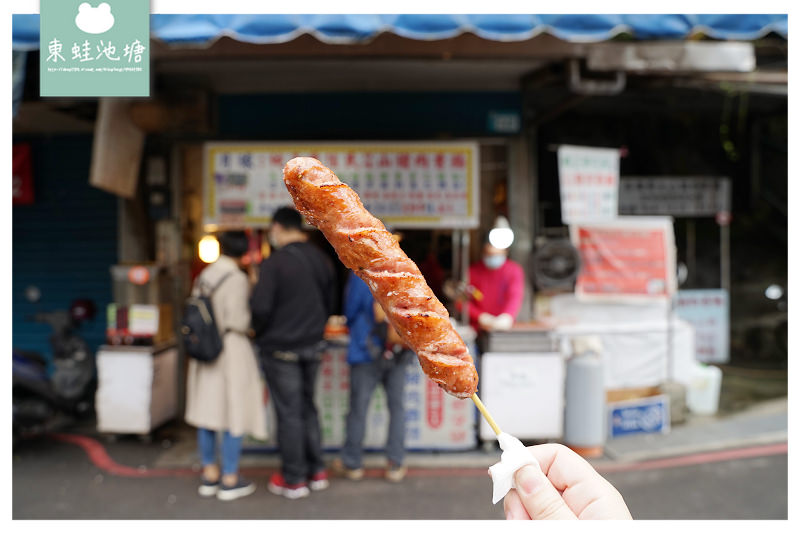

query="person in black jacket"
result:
[251,206,335,500]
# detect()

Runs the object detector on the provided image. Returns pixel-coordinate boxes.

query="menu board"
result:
[203,141,480,229]
[246,342,477,451]
[570,217,677,301]
[674,289,730,364]
[558,145,620,225]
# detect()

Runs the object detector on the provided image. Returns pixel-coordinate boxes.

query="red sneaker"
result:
[267,473,310,500]
[309,470,330,491]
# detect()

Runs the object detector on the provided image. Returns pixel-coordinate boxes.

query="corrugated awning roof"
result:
[12,13,788,51]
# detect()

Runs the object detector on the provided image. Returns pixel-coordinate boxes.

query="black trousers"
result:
[261,342,325,485]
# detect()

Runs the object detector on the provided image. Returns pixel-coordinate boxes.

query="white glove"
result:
[478,313,497,331]
[494,313,513,331]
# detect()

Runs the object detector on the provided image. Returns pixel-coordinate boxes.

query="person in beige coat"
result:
[185,231,267,502]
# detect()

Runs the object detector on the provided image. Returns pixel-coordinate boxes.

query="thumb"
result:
[513,464,578,520]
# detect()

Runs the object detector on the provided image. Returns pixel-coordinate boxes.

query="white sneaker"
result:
[308,470,330,491]
[197,477,219,497]
[216,478,257,502]
[268,473,311,500]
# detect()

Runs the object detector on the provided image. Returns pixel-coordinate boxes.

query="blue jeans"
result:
[197,429,243,476]
[261,343,325,485]
[341,352,411,469]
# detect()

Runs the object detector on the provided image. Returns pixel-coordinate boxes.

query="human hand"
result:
[504,443,632,520]
[478,313,497,331]
[494,313,513,331]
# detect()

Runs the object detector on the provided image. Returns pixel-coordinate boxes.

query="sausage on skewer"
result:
[283,157,479,399]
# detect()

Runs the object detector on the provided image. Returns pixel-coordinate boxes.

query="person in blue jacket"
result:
[332,270,414,482]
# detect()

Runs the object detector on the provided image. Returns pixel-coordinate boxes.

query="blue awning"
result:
[13,13,788,51]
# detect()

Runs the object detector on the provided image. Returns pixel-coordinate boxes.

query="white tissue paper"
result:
[488,432,540,504]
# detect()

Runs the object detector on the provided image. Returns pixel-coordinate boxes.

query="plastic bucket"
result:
[686,364,722,416]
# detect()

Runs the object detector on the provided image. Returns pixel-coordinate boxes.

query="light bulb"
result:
[198,235,220,263]
[765,284,784,300]
[488,216,514,249]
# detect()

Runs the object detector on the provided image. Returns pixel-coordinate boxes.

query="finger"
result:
[503,489,532,520]
[523,444,632,519]
[524,443,605,492]
[513,463,578,520]
[561,474,632,519]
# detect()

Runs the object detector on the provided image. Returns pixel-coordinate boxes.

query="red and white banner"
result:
[13,143,34,205]
[571,217,677,301]
[249,342,477,451]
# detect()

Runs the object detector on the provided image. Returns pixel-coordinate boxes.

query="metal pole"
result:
[720,178,732,293]
[451,229,460,286]
[721,224,731,293]
[461,229,471,325]
[687,219,696,287]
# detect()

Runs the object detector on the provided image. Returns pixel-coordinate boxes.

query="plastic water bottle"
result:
[564,337,606,457]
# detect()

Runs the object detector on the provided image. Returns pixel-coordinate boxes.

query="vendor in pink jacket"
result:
[465,240,525,333]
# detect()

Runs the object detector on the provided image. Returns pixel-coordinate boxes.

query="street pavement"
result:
[11,397,788,520]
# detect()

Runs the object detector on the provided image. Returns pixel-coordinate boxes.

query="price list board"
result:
[203,141,480,229]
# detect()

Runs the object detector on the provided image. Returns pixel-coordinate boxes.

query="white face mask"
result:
[483,255,506,270]
[268,228,280,249]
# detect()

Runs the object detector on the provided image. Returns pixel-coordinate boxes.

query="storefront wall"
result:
[12,136,119,361]
[526,85,787,363]
[176,90,530,298]
[216,92,522,140]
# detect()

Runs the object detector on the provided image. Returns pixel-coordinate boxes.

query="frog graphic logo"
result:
[75,2,115,34]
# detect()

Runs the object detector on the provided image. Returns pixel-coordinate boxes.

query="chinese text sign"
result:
[40,0,149,97]
[571,217,677,300]
[204,142,480,229]
[558,145,620,225]
[674,289,730,364]
[249,345,476,450]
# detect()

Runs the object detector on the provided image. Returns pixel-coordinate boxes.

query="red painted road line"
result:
[593,442,788,474]
[50,433,787,480]
[50,434,196,478]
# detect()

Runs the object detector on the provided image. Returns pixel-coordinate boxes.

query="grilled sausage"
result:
[283,157,479,398]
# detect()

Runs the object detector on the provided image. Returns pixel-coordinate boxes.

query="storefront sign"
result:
[203,141,480,229]
[570,217,677,300]
[608,394,670,438]
[40,0,150,97]
[619,176,731,217]
[13,143,34,205]
[127,304,159,336]
[487,111,521,134]
[249,343,476,451]
[558,145,620,225]
[674,289,730,364]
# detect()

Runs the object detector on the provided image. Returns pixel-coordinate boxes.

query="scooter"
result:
[13,299,97,442]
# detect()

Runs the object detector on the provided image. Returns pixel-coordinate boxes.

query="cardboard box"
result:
[606,386,662,404]
[608,394,671,438]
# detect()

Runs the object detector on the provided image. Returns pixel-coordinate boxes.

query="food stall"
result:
[202,140,484,450]
[95,265,179,437]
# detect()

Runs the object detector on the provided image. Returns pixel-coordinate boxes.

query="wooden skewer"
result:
[471,393,501,436]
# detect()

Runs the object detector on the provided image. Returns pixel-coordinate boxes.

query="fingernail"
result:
[515,465,543,495]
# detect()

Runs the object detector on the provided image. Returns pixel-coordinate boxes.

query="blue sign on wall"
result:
[608,394,670,438]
